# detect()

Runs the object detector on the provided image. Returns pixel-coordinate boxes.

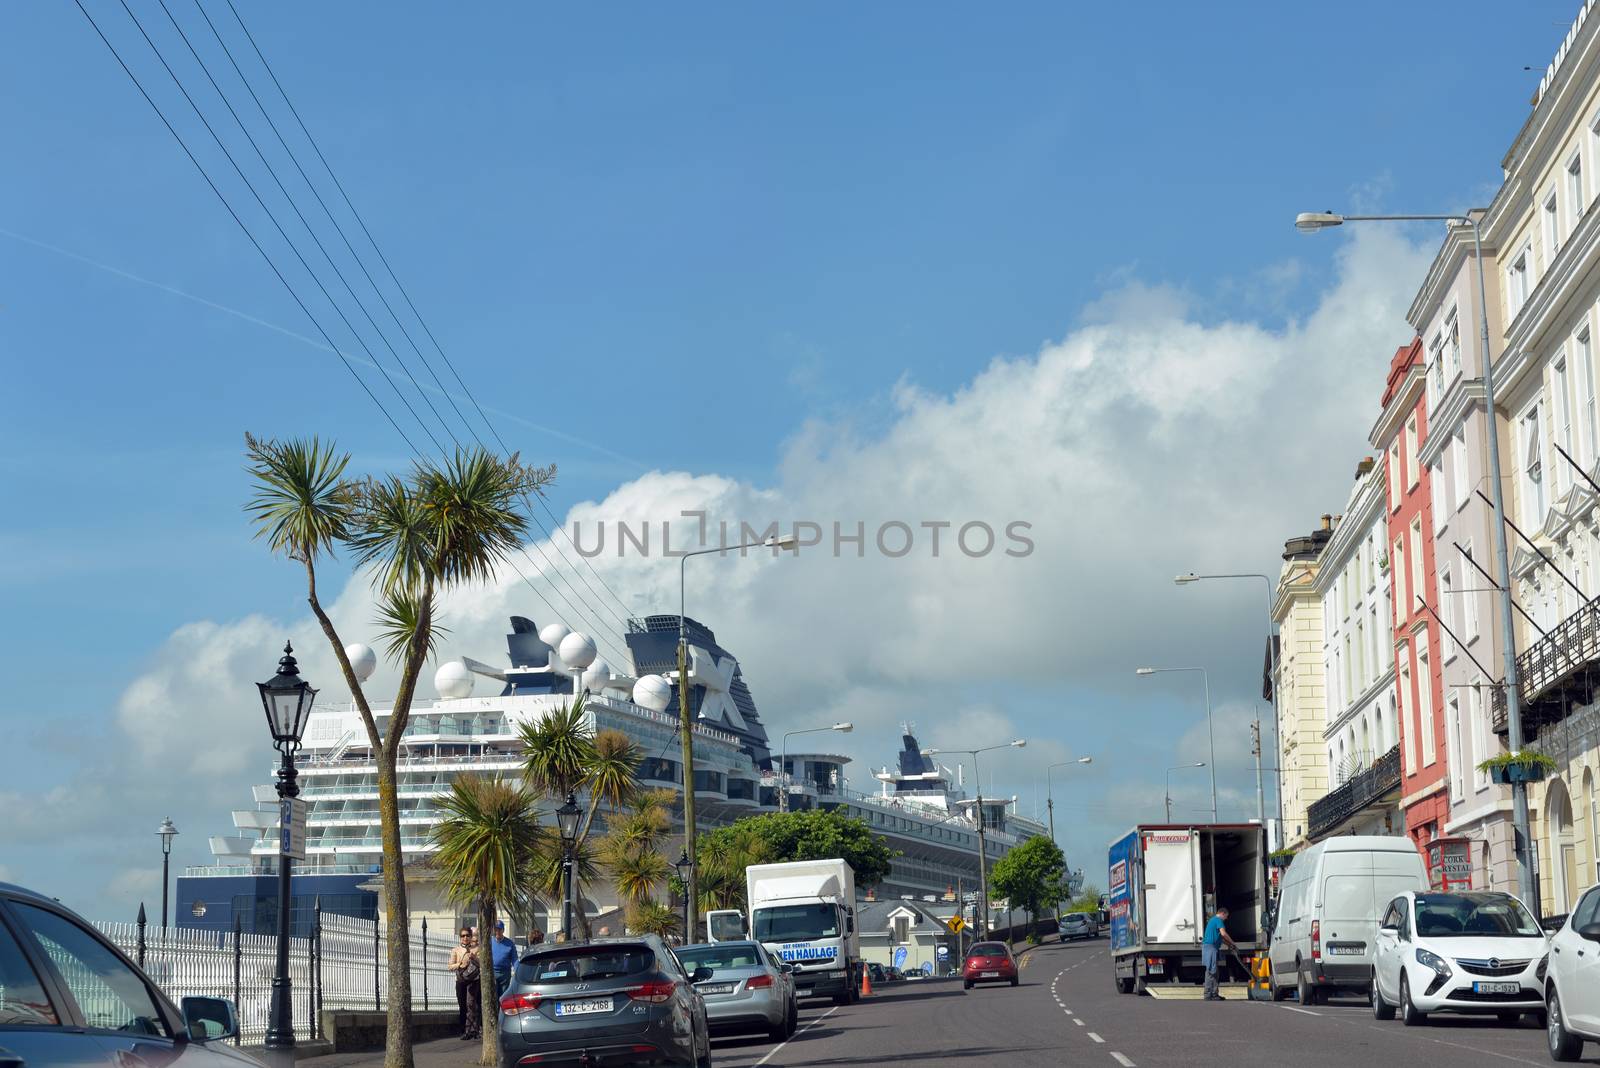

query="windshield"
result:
[516,946,655,985]
[967,942,1007,958]
[708,912,746,941]
[754,904,839,942]
[1414,893,1541,938]
[675,945,762,974]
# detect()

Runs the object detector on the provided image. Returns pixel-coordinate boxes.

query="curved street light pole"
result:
[1137,667,1217,821]
[923,740,1026,938]
[780,722,854,813]
[1166,763,1207,823]
[1045,757,1094,846]
[1295,209,1534,909]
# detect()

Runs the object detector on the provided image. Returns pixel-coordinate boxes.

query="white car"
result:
[1544,883,1600,1061]
[1371,890,1548,1026]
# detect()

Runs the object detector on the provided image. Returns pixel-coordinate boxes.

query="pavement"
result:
[303,938,1586,1067]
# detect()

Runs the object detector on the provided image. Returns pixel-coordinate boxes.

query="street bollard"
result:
[232,915,242,1046]
[373,917,381,1011]
[136,903,147,968]
[421,917,429,1012]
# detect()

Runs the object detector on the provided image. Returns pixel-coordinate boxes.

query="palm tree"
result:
[598,791,675,921]
[246,435,553,1068]
[519,700,643,937]
[431,775,544,1067]
[628,901,682,940]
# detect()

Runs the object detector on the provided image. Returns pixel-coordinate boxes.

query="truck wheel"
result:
[1297,964,1317,1006]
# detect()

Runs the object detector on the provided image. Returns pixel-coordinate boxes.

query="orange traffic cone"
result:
[860,965,873,997]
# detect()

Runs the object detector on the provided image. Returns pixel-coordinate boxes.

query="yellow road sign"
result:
[947,915,966,934]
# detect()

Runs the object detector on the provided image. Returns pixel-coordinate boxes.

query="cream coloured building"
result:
[1273,517,1334,848]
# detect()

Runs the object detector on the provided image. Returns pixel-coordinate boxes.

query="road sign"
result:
[947,914,966,934]
[279,797,307,861]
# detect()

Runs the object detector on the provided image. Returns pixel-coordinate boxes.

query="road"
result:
[708,938,1581,1067]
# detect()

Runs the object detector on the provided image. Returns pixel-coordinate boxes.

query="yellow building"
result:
[1273,516,1335,849]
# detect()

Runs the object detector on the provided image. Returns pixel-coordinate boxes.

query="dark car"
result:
[497,936,712,1068]
[0,882,256,1068]
[961,942,1018,990]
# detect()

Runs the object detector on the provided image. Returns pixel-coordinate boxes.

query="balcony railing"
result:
[1491,596,1598,736]
[1307,744,1402,841]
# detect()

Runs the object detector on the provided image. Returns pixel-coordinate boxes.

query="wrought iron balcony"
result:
[1490,597,1597,736]
[1306,744,1401,842]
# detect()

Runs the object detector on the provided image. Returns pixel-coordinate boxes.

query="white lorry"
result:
[745,859,861,1004]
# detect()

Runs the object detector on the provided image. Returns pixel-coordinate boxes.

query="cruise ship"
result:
[176,613,1048,937]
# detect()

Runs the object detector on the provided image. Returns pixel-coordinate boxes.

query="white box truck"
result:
[746,859,861,1004]
[1109,822,1268,993]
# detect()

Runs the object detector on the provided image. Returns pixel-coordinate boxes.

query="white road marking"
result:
[1111,1054,1136,1068]
[751,1004,839,1067]
[1088,1032,1106,1044]
[1073,1018,1084,1026]
[1281,1005,1321,1016]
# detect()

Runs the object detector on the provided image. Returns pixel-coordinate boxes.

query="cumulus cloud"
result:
[10,225,1434,914]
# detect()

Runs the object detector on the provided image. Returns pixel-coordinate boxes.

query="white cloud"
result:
[26,225,1433,917]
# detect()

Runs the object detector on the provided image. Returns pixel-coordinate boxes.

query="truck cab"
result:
[746,859,861,1005]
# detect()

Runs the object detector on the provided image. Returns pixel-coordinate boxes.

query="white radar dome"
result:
[344,643,377,682]
[538,623,571,653]
[581,658,613,692]
[632,674,673,712]
[434,659,474,699]
[558,632,597,671]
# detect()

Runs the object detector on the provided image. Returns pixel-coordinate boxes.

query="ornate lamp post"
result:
[674,849,692,942]
[258,643,317,1062]
[156,817,179,929]
[556,792,581,938]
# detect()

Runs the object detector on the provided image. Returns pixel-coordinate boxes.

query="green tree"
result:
[1063,884,1103,914]
[430,775,545,1067]
[599,791,677,933]
[693,809,895,912]
[245,436,552,1068]
[988,836,1067,943]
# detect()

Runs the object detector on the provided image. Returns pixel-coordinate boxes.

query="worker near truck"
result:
[1202,906,1236,1001]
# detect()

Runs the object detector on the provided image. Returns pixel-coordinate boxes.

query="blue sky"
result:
[0,1,1574,919]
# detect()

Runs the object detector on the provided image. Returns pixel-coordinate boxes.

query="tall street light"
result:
[1174,571,1284,833]
[257,642,317,1063]
[1045,758,1094,846]
[779,722,853,812]
[1136,667,1217,821]
[1166,763,1207,822]
[923,740,1027,937]
[678,532,798,941]
[156,817,179,930]
[1296,208,1534,907]
[555,792,581,938]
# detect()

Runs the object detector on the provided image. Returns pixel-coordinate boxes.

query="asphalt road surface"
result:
[707,938,1585,1067]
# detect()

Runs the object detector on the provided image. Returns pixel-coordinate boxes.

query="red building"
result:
[1371,339,1451,856]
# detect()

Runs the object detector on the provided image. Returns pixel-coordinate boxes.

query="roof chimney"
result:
[1320,514,1333,531]
[1355,455,1375,480]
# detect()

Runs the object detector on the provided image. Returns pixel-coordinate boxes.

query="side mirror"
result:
[181,996,239,1042]
[780,963,794,975]
[1579,922,1600,943]
[691,965,714,983]
[1379,924,1398,935]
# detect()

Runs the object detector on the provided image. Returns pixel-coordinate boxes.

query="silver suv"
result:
[496,936,712,1067]
[0,882,258,1068]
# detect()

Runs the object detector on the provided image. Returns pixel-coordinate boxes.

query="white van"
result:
[1267,836,1429,1004]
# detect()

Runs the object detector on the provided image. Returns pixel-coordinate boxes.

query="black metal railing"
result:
[1307,744,1402,841]
[1491,597,1600,735]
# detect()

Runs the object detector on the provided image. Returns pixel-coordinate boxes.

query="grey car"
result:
[1060,914,1098,941]
[0,882,257,1068]
[675,942,796,1041]
[496,936,712,1068]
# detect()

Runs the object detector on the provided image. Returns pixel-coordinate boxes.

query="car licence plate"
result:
[1474,982,1522,995]
[555,997,612,1016]
[698,983,736,995]
[980,971,999,978]
[1327,944,1364,955]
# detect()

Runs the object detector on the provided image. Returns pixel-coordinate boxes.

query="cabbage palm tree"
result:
[431,775,545,1067]
[628,901,682,941]
[245,435,553,1068]
[599,791,675,919]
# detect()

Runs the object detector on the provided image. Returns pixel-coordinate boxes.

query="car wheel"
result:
[1297,964,1316,1006]
[1371,972,1395,1021]
[1010,976,1019,987]
[1548,988,1585,1062]
[1400,973,1426,1027]
[787,999,799,1038]
[963,979,973,990]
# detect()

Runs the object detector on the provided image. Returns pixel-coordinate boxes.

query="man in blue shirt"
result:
[491,920,518,1000]
[1202,906,1236,1001]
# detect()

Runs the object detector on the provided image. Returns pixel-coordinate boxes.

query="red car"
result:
[962,941,1019,989]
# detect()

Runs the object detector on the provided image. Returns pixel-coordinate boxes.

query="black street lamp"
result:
[673,849,692,943]
[555,792,581,939]
[156,818,179,930]
[258,643,317,1061]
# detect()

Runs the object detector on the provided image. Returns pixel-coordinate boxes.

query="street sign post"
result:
[279,797,307,861]
[947,914,966,934]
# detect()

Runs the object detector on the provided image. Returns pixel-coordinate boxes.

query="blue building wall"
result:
[176,871,378,939]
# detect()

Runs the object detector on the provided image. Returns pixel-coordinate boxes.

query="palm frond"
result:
[374,589,449,663]
[519,698,596,798]
[243,434,355,562]
[430,774,545,913]
[627,900,681,940]
[348,474,435,596]
[415,447,555,589]
[585,729,642,812]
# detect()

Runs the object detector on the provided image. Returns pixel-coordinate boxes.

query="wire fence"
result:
[94,907,457,1045]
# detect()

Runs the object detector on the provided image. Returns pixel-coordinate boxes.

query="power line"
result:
[219,0,639,630]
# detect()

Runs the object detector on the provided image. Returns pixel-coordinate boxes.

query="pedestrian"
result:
[1202,905,1237,1002]
[528,926,544,948]
[491,920,517,1000]
[448,926,478,1039]
[462,929,482,1039]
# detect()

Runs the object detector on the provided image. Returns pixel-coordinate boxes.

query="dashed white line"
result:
[1110,1055,1136,1068]
[1073,1018,1084,1026]
[1281,1005,1321,1017]
[1087,1032,1106,1044]
[751,1004,839,1067]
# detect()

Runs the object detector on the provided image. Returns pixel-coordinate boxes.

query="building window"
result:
[1554,354,1573,493]
[1393,536,1407,619]
[1521,403,1547,523]
[1399,651,1416,775]
[1570,151,1586,229]
[1468,681,1489,791]
[1439,567,1455,660]
[1343,633,1353,698]
[1447,694,1465,804]
[1410,519,1425,613]
[1508,246,1531,314]
[1545,190,1561,259]
[1460,541,1479,639]
[1388,443,1402,511]
[1447,307,1461,378]
[1430,460,1447,532]
[1452,431,1469,510]
[1428,332,1446,409]
[1355,617,1366,687]
[1579,325,1597,466]
[1417,634,1436,767]
[1406,416,1420,489]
